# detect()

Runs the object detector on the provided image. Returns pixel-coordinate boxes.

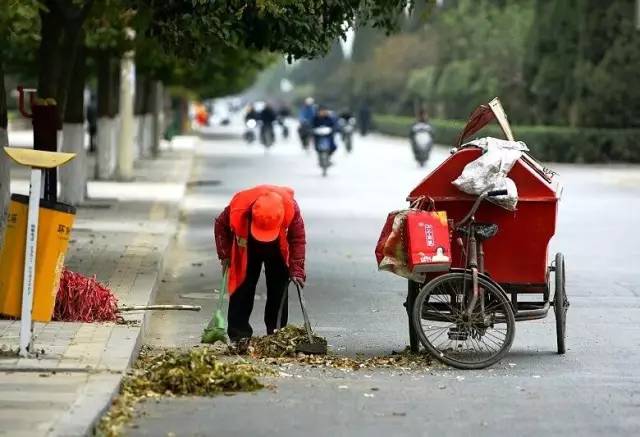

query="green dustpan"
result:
[201,269,228,344]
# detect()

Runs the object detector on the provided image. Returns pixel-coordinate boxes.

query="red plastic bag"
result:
[406,210,451,273]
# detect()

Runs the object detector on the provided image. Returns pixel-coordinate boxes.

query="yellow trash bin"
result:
[0,194,75,322]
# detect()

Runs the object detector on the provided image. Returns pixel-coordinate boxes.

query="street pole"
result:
[117,49,135,180]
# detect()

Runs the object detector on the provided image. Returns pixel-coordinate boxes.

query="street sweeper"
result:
[214,185,306,343]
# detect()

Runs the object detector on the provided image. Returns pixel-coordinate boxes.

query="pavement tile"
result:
[0,139,195,436]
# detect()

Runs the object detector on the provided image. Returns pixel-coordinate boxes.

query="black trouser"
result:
[227,237,289,341]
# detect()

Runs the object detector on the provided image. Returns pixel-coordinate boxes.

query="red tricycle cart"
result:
[404,99,567,369]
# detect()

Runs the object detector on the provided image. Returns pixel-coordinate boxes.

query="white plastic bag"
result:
[452,137,529,211]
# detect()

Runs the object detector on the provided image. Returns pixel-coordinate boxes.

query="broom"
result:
[201,269,228,344]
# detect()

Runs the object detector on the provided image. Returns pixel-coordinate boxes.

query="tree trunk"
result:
[117,52,135,180]
[133,73,147,160]
[56,19,84,120]
[0,63,10,245]
[139,76,153,158]
[96,54,116,179]
[150,81,163,158]
[37,6,64,102]
[60,42,87,205]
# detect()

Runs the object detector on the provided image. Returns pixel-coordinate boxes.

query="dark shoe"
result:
[230,337,250,354]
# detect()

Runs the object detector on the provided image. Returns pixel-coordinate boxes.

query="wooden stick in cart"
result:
[117,305,202,312]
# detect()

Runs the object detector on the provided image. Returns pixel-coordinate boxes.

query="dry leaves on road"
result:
[97,347,272,437]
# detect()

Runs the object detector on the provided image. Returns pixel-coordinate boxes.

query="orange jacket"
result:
[214,185,306,294]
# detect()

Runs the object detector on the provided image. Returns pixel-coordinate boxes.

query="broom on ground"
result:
[201,269,228,344]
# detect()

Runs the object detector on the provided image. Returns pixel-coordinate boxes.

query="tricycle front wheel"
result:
[554,252,569,354]
[412,272,515,370]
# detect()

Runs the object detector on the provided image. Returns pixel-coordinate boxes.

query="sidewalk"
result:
[0,136,196,436]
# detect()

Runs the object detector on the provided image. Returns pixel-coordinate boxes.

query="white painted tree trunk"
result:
[151,81,163,157]
[96,116,116,179]
[0,127,9,243]
[132,115,140,160]
[141,113,153,158]
[59,123,86,205]
[117,53,135,180]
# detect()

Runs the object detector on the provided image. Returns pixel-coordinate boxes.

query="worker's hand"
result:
[291,277,305,289]
[220,258,230,270]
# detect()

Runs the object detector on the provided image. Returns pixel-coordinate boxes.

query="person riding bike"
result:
[260,103,278,146]
[297,97,316,148]
[245,104,260,122]
[312,105,338,155]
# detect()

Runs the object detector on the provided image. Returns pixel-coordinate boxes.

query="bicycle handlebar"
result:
[455,188,509,228]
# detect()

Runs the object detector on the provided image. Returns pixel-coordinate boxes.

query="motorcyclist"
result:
[297,97,316,148]
[260,103,278,146]
[337,109,356,152]
[245,104,260,122]
[277,102,291,138]
[410,110,434,167]
[312,105,338,156]
[299,97,316,125]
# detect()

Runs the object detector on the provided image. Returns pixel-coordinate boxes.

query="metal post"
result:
[407,280,420,353]
[19,168,42,357]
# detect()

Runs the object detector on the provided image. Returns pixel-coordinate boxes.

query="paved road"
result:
[126,123,640,436]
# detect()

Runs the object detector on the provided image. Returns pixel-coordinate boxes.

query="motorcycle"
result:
[260,122,275,148]
[278,117,290,139]
[243,119,258,144]
[313,126,334,177]
[410,122,434,167]
[338,117,356,153]
[298,121,312,150]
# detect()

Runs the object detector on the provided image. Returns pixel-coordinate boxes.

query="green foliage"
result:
[0,0,42,74]
[374,114,640,163]
[139,0,413,60]
[525,0,640,128]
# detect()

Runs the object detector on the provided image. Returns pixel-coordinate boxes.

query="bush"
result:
[373,114,640,163]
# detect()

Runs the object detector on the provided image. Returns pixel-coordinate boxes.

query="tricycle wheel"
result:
[554,252,569,354]
[412,272,515,370]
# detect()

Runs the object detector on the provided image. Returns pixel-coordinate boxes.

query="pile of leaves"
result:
[258,347,435,371]
[53,268,119,322]
[248,325,328,358]
[97,347,270,437]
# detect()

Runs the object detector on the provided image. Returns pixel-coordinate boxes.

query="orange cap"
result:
[250,192,285,242]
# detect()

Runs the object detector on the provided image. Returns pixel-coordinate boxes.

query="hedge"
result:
[373,114,640,163]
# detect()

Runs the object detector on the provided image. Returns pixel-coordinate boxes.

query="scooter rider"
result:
[260,103,278,145]
[214,185,306,343]
[245,104,260,122]
[298,97,316,148]
[312,105,338,156]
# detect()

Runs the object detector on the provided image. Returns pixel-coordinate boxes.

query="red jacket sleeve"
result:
[287,201,306,280]
[214,206,233,260]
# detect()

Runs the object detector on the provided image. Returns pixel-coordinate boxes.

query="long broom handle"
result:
[295,283,314,344]
[118,305,201,312]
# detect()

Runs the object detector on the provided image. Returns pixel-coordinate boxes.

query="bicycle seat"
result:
[459,223,499,241]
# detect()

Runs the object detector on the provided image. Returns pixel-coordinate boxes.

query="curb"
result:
[50,137,197,437]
